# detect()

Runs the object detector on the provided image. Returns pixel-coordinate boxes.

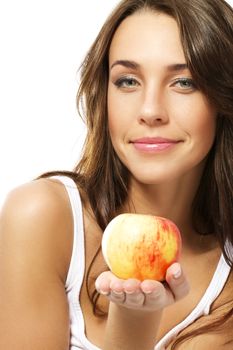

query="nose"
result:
[138,88,169,126]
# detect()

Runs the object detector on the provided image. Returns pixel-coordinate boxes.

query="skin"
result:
[97,10,216,302]
[96,11,230,349]
[0,179,72,350]
[107,12,216,188]
[0,9,232,350]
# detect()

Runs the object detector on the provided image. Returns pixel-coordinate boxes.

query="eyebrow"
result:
[110,60,188,71]
[110,60,139,70]
[168,63,188,71]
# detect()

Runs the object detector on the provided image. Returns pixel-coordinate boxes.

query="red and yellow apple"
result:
[102,213,182,281]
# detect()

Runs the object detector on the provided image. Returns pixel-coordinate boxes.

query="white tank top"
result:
[53,175,232,350]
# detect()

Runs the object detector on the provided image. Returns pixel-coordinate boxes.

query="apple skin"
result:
[102,214,182,281]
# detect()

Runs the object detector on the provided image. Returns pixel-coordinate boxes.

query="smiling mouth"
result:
[131,137,181,152]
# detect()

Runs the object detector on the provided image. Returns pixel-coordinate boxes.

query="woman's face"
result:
[107,11,217,185]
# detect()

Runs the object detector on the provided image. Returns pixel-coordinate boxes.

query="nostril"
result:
[139,115,168,126]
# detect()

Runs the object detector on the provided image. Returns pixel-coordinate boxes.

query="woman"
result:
[0,0,233,349]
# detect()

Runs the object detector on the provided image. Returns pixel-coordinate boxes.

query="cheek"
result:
[195,112,216,147]
[108,103,121,140]
[107,89,134,139]
[175,97,217,145]
[190,115,216,164]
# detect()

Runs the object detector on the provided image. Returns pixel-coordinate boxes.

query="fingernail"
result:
[99,290,109,295]
[112,290,124,295]
[173,267,182,279]
[143,290,152,294]
[125,290,135,295]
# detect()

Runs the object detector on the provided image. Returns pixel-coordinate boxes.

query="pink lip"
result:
[131,137,180,152]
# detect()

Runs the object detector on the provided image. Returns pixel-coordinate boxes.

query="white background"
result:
[0,0,232,207]
[0,0,119,207]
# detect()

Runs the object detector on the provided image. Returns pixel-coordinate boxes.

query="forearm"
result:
[103,302,163,350]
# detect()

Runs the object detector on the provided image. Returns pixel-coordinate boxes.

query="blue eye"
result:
[114,77,139,89]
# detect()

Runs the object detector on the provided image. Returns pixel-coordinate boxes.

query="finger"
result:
[165,263,190,301]
[108,279,126,304]
[141,280,173,310]
[95,271,113,295]
[140,279,162,294]
[123,278,141,294]
[108,290,126,304]
[124,290,145,308]
[122,279,145,308]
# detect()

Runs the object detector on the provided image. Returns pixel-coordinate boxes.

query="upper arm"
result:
[0,179,73,349]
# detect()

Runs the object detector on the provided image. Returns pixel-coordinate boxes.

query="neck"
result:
[123,165,204,234]
[124,177,218,254]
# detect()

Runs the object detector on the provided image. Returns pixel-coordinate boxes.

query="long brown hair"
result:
[39,0,233,347]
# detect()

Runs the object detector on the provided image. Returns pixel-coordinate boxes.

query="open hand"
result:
[95,262,189,312]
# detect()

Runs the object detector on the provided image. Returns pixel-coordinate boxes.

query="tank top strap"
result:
[155,252,231,349]
[50,175,85,291]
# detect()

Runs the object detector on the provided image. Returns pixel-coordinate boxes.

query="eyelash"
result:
[172,78,197,90]
[113,76,197,91]
[114,76,139,89]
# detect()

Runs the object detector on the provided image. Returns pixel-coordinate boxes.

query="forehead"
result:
[109,11,185,66]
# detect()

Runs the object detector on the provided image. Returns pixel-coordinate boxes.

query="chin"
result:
[131,170,175,186]
[128,160,204,187]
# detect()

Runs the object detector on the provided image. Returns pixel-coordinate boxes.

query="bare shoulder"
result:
[1,177,71,218]
[0,177,74,348]
[2,176,72,217]
[0,177,73,281]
